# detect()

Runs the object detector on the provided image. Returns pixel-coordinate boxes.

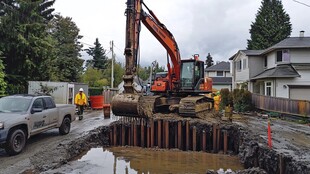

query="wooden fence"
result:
[103,89,119,104]
[252,93,310,118]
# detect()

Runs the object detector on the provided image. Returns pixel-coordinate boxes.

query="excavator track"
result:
[179,95,214,117]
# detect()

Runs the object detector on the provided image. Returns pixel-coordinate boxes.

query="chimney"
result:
[300,30,305,37]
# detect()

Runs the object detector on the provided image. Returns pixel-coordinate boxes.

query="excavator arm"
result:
[122,0,142,94]
[123,0,181,93]
[112,0,213,117]
[140,2,181,90]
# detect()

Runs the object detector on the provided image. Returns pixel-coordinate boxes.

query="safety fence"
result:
[252,93,310,118]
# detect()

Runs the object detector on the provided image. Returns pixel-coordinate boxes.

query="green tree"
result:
[247,0,292,50]
[82,67,102,87]
[205,53,214,68]
[49,14,84,82]
[137,65,150,81]
[0,51,7,96]
[102,59,125,88]
[0,0,56,93]
[86,38,108,70]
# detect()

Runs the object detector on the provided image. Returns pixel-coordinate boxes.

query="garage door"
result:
[289,87,310,101]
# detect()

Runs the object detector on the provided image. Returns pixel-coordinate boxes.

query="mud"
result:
[0,111,309,174]
[238,116,310,174]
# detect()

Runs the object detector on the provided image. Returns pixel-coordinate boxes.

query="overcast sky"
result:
[53,0,310,67]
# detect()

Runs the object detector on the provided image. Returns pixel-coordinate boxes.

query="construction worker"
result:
[213,91,221,112]
[75,88,87,120]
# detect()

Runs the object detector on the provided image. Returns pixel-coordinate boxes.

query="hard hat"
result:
[79,88,84,92]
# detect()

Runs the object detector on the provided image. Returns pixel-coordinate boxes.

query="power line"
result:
[79,41,93,47]
[292,0,310,7]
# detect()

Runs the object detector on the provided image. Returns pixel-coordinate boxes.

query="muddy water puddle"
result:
[74,147,244,174]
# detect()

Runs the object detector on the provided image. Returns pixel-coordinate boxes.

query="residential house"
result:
[230,31,310,100]
[205,61,232,91]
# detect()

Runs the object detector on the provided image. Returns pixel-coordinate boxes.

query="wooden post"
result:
[150,119,154,148]
[141,119,145,148]
[223,130,228,154]
[110,128,113,146]
[213,124,217,153]
[193,126,197,151]
[113,124,117,146]
[186,120,189,151]
[128,124,131,146]
[174,122,178,148]
[158,120,162,148]
[147,125,150,148]
[133,120,137,146]
[165,121,169,148]
[217,127,220,152]
[122,125,125,146]
[202,130,206,151]
[178,121,182,150]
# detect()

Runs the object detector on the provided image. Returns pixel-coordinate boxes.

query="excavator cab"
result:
[180,58,205,91]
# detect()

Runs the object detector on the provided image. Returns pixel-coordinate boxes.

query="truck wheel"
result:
[59,117,71,135]
[5,129,26,156]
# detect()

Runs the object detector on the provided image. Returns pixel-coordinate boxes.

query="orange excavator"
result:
[111,0,213,117]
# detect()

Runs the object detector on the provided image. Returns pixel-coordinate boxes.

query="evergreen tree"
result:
[247,0,292,50]
[0,51,7,96]
[0,0,56,93]
[86,38,108,70]
[49,14,84,82]
[205,53,214,68]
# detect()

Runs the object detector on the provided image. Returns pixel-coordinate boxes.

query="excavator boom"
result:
[111,0,213,118]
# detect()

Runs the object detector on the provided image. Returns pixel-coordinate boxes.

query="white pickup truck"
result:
[0,94,76,155]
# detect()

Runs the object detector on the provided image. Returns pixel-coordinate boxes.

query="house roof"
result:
[212,77,232,85]
[205,61,230,71]
[229,37,310,60]
[229,50,265,60]
[262,37,310,54]
[251,64,300,80]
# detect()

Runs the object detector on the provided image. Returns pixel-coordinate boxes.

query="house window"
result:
[265,81,272,96]
[276,50,290,62]
[242,59,247,70]
[236,60,241,71]
[264,56,267,68]
[216,71,223,76]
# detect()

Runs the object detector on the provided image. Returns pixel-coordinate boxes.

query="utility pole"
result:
[110,40,114,88]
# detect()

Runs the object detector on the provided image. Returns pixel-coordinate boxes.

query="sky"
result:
[53,0,310,68]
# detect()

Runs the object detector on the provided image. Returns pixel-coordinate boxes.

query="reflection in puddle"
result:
[78,147,244,173]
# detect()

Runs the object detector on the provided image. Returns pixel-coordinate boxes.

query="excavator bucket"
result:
[111,93,140,117]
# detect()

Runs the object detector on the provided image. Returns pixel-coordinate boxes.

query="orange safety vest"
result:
[75,92,87,105]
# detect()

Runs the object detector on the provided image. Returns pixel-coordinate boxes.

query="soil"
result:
[0,111,309,174]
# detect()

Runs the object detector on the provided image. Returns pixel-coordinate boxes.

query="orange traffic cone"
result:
[268,119,272,149]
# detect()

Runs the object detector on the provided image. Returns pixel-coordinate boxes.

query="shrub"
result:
[232,89,252,112]
[219,88,233,110]
[89,87,103,96]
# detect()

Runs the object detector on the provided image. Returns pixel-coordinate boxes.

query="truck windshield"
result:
[0,97,32,113]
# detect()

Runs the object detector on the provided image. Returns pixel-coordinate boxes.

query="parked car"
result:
[0,94,76,155]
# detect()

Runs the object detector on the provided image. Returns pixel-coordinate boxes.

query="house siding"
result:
[225,71,232,77]
[267,52,276,68]
[249,56,264,78]
[290,49,310,63]
[275,69,310,98]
